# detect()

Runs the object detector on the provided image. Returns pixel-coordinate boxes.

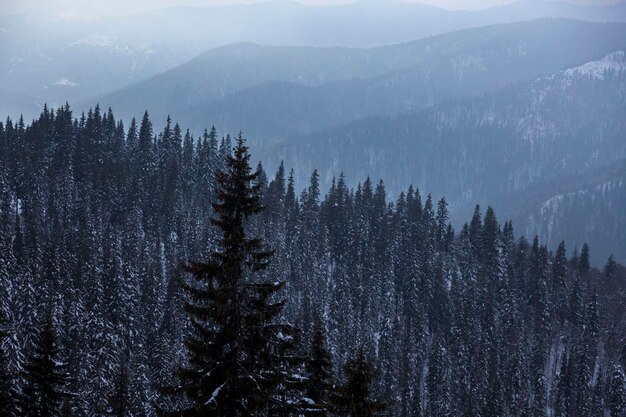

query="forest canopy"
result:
[0,105,624,416]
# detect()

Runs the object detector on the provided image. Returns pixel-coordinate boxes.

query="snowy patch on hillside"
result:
[69,35,153,56]
[50,3,102,22]
[530,176,625,241]
[562,51,626,80]
[540,177,624,214]
[70,35,118,48]
[519,52,626,143]
[529,51,626,98]
[53,78,78,87]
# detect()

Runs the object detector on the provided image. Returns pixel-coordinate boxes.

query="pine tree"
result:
[4,105,626,417]
[552,241,568,323]
[555,351,572,417]
[569,278,582,326]
[0,310,18,416]
[21,315,70,417]
[159,133,297,416]
[590,367,604,417]
[332,347,387,417]
[604,254,617,278]
[304,324,334,414]
[609,365,625,417]
[109,357,130,417]
[427,335,452,417]
[578,243,590,275]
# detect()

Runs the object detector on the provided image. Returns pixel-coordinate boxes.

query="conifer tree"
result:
[109,360,129,417]
[304,324,334,414]
[604,254,617,278]
[552,241,568,323]
[555,351,572,417]
[3,105,626,417]
[160,133,297,416]
[0,310,18,416]
[578,243,591,275]
[569,278,582,326]
[21,315,70,417]
[609,365,625,417]
[427,335,452,417]
[332,347,387,417]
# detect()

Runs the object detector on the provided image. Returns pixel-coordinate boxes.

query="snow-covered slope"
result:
[561,50,626,81]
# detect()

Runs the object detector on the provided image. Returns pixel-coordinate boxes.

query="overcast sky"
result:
[2,0,624,16]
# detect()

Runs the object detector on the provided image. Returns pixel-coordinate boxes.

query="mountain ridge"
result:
[81,19,626,140]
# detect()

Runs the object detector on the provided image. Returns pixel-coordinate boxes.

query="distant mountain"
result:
[86,19,626,144]
[0,87,39,122]
[258,50,626,264]
[3,0,626,120]
[520,161,626,265]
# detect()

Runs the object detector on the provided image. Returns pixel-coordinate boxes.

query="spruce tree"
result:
[552,241,568,323]
[304,324,334,414]
[21,315,70,417]
[578,243,590,275]
[609,365,625,417]
[0,310,18,416]
[110,360,129,417]
[160,133,297,416]
[332,347,387,417]
[604,254,617,278]
[555,352,572,417]
[427,335,452,417]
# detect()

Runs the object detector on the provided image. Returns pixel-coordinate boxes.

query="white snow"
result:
[53,78,78,87]
[562,51,626,81]
[206,383,224,405]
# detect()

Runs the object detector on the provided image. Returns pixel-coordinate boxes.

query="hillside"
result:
[259,51,626,263]
[0,106,624,416]
[85,19,626,143]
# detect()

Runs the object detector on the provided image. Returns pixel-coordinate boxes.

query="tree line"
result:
[0,105,624,416]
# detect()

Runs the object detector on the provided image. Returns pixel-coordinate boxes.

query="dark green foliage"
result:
[110,361,129,417]
[332,347,387,417]
[552,241,568,323]
[604,254,617,278]
[555,352,572,417]
[0,311,18,416]
[609,365,626,417]
[304,324,334,415]
[21,316,70,417]
[579,243,591,275]
[1,106,625,417]
[160,134,297,416]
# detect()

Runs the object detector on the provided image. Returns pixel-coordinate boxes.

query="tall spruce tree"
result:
[109,359,130,417]
[160,133,297,416]
[303,323,334,415]
[552,241,568,323]
[609,365,625,417]
[21,315,70,417]
[332,347,387,417]
[578,243,591,275]
[604,254,617,278]
[0,310,18,416]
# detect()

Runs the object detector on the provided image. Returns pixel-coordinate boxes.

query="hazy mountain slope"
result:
[4,0,626,120]
[519,161,626,264]
[0,6,186,117]
[258,51,626,263]
[88,20,626,141]
[0,87,39,122]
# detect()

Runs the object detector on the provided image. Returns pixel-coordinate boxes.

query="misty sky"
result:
[3,0,624,16]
